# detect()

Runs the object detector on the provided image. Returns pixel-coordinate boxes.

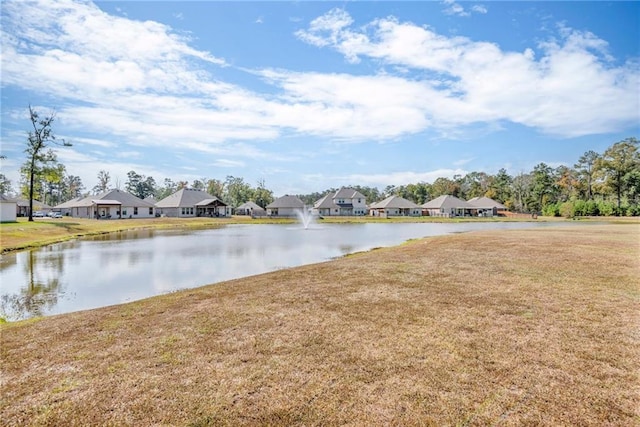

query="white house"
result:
[369,195,421,217]
[312,188,367,216]
[54,189,156,219]
[467,196,507,217]
[155,188,230,217]
[422,195,474,217]
[236,201,266,216]
[266,195,305,217]
[0,195,17,222]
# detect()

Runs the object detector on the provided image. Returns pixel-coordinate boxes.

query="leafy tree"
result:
[430,177,460,198]
[24,106,70,221]
[253,178,274,208]
[531,163,556,212]
[64,175,84,200]
[598,138,640,214]
[206,179,224,198]
[574,150,600,200]
[125,170,156,199]
[93,170,111,194]
[154,178,176,200]
[0,173,13,195]
[555,165,578,202]
[488,168,512,205]
[224,176,253,207]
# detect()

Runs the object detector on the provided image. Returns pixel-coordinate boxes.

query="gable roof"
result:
[422,195,473,209]
[314,194,339,209]
[467,197,507,210]
[14,198,52,209]
[266,195,305,209]
[369,195,419,209]
[97,189,154,207]
[333,187,366,200]
[237,201,265,211]
[54,190,154,209]
[155,188,216,208]
[194,197,227,207]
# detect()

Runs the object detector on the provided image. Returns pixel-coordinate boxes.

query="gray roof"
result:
[155,188,216,208]
[333,187,366,200]
[266,195,305,209]
[422,195,473,210]
[14,198,52,209]
[54,190,154,209]
[369,195,419,209]
[467,197,507,210]
[314,194,339,209]
[194,197,227,207]
[54,197,85,208]
[237,201,265,211]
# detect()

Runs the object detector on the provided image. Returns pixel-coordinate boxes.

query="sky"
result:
[1,0,639,197]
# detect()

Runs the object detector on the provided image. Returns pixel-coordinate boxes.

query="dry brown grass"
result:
[1,224,639,426]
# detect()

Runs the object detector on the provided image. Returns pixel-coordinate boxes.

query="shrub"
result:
[560,201,575,218]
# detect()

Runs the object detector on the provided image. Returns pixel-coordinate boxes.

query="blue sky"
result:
[1,0,638,196]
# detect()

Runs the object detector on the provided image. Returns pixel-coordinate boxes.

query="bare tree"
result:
[25,106,71,221]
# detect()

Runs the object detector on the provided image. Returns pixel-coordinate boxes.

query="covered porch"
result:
[93,200,122,219]
[195,198,229,217]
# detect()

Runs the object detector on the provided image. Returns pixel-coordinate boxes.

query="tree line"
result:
[296,138,640,217]
[4,107,639,218]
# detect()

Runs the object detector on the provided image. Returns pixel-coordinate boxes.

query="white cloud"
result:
[296,9,639,137]
[342,169,468,187]
[442,0,470,17]
[471,5,488,14]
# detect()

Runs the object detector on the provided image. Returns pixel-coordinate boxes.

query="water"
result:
[1,222,564,320]
[296,208,315,229]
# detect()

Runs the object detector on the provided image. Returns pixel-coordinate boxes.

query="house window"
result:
[181,208,185,215]
[134,207,138,215]
[122,209,127,216]
[149,207,153,215]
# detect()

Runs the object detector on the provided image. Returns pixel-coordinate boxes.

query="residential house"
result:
[155,188,230,217]
[0,195,17,222]
[422,195,474,217]
[14,199,51,217]
[54,189,156,219]
[369,195,421,217]
[467,196,507,217]
[312,188,368,216]
[236,201,266,217]
[266,195,305,217]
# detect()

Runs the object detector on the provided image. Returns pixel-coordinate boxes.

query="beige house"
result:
[266,195,305,217]
[54,189,156,219]
[155,188,229,217]
[369,195,421,217]
[467,196,507,217]
[422,195,473,217]
[312,188,367,216]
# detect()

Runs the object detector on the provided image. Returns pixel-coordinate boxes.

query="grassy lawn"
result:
[1,224,638,426]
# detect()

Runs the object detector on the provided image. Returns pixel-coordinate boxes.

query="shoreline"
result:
[1,214,625,255]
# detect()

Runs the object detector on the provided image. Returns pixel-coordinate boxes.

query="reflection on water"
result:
[0,222,564,321]
[1,250,65,320]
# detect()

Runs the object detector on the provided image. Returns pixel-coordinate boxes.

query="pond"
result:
[1,222,561,321]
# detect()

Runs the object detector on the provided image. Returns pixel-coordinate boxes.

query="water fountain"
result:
[296,208,315,229]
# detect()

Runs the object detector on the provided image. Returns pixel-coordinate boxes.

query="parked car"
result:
[48,211,63,218]
[33,211,45,217]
